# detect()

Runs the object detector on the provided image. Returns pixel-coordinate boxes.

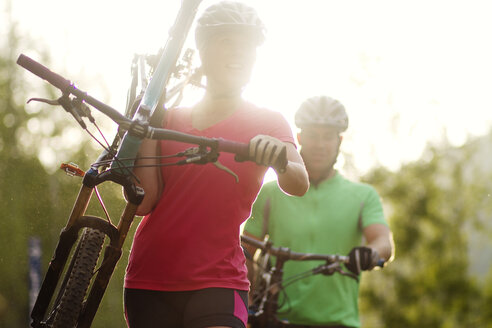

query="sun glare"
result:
[10,0,492,175]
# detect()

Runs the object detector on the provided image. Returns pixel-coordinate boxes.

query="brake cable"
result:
[32,96,240,181]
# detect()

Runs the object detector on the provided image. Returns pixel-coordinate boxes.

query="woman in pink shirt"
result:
[124,2,309,327]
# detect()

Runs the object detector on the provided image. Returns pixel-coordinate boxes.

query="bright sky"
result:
[8,0,492,176]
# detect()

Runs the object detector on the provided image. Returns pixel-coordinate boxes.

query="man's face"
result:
[298,125,341,173]
[199,30,257,94]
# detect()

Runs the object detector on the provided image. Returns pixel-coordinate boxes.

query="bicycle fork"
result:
[30,171,144,328]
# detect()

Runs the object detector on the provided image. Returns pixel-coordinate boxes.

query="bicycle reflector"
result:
[60,162,85,177]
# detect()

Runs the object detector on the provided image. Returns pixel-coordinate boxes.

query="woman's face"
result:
[199,30,257,96]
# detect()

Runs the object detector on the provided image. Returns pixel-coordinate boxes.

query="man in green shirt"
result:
[243,96,394,328]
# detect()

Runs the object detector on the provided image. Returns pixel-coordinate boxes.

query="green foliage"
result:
[0,14,136,328]
[359,142,492,327]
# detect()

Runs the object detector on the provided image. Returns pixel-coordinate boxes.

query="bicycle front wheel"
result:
[50,227,105,328]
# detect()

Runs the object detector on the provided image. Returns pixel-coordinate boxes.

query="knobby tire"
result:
[50,228,105,328]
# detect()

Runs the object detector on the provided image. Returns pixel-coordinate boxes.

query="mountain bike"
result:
[16,1,287,327]
[241,234,371,328]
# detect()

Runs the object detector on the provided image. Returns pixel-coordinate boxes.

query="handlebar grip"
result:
[17,54,71,92]
[216,138,249,158]
[216,138,288,173]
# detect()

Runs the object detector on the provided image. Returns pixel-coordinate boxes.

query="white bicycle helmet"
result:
[295,96,349,132]
[195,1,266,50]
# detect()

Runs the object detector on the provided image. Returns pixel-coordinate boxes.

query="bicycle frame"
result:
[112,0,202,174]
[241,234,356,328]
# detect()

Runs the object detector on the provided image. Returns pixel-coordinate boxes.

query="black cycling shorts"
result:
[124,287,248,328]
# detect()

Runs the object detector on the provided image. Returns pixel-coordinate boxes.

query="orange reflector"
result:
[60,162,85,177]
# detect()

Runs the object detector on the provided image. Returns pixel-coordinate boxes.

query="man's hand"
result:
[249,134,286,169]
[346,246,379,275]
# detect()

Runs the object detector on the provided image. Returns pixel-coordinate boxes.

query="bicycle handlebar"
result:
[17,54,71,91]
[241,234,349,264]
[243,233,358,324]
[16,54,289,168]
[17,54,129,125]
[149,128,249,158]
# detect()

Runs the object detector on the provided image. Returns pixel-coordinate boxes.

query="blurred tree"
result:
[0,13,60,327]
[0,8,135,328]
[359,137,492,327]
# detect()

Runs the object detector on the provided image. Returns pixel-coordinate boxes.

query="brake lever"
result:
[27,97,59,105]
[313,262,340,276]
[214,161,239,183]
[176,147,240,182]
[337,269,359,282]
[27,96,88,129]
[314,263,360,282]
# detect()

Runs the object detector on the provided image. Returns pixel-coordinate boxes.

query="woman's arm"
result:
[276,142,309,196]
[132,139,164,216]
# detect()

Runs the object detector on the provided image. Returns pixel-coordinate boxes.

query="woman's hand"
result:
[249,134,309,197]
[248,134,286,170]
